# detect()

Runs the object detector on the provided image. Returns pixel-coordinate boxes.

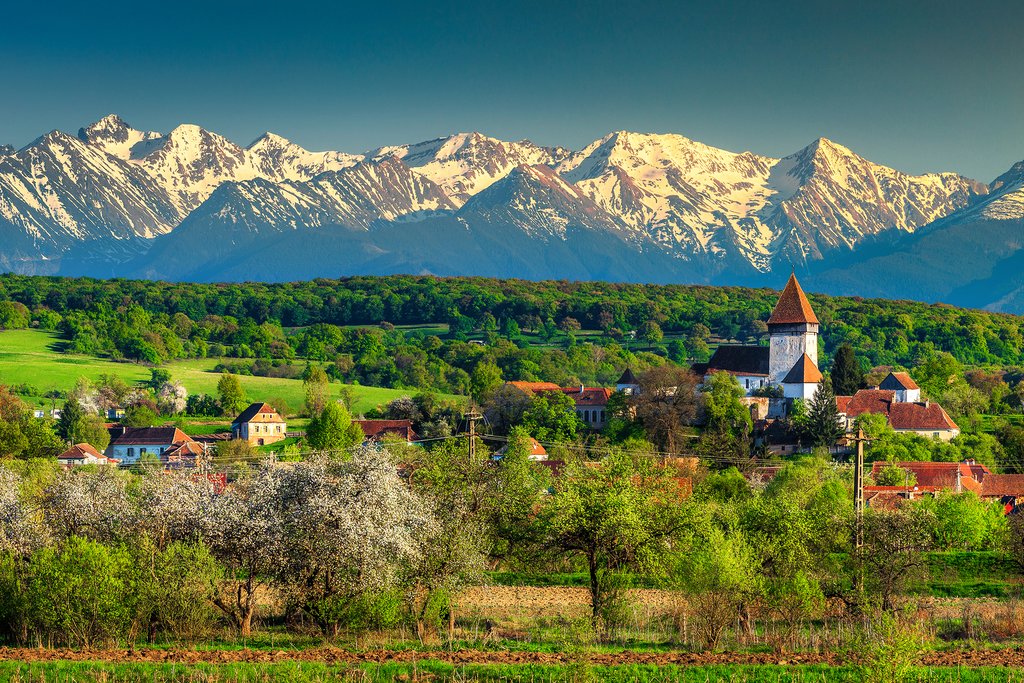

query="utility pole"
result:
[850,427,870,595]
[464,409,482,463]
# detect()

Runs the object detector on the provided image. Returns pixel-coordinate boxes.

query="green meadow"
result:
[0,329,453,416]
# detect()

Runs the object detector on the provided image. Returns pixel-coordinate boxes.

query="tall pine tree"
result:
[831,344,865,396]
[802,377,845,448]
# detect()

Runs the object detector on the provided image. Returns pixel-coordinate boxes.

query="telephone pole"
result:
[850,427,871,595]
[464,409,482,463]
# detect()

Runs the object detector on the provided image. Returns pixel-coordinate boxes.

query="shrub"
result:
[24,537,136,647]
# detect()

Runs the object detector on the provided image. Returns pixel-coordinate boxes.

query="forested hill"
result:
[0,274,1020,375]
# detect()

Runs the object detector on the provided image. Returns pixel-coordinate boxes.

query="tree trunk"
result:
[588,551,600,627]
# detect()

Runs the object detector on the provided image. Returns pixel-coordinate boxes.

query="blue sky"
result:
[2,0,1021,181]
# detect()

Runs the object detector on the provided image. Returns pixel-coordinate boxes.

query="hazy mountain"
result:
[811,159,1024,312]
[0,114,1012,304]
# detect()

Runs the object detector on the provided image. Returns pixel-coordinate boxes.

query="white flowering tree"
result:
[157,381,188,416]
[0,470,46,557]
[43,467,137,543]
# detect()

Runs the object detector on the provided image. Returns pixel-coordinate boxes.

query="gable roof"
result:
[112,426,193,446]
[232,402,284,424]
[694,345,770,377]
[507,381,563,393]
[869,461,990,490]
[561,387,611,406]
[57,443,106,460]
[767,274,819,326]
[496,437,548,459]
[354,419,418,442]
[782,354,823,384]
[888,402,959,431]
[836,395,853,414]
[981,474,1024,498]
[880,372,920,391]
[843,389,897,417]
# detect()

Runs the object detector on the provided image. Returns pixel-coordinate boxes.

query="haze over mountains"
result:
[1,115,1023,311]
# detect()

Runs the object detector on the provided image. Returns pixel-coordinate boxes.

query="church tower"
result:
[768,274,819,386]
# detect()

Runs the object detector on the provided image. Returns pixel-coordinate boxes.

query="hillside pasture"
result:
[0,329,452,416]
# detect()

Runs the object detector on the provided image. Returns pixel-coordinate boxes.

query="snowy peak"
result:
[370,132,571,203]
[246,132,363,182]
[460,163,623,238]
[77,114,163,160]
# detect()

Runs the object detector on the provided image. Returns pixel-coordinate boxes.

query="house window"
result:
[127,448,134,459]
[745,379,750,389]
[140,448,147,457]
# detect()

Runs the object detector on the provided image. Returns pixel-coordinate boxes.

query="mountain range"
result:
[1,115,1022,311]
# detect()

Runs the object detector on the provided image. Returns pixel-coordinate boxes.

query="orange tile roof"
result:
[561,387,611,406]
[782,354,823,384]
[869,461,990,489]
[883,372,920,391]
[981,474,1024,498]
[836,395,853,413]
[57,443,105,460]
[767,274,819,325]
[888,402,959,432]
[844,389,897,417]
[507,381,562,393]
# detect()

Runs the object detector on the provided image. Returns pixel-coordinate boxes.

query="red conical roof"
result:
[768,274,819,325]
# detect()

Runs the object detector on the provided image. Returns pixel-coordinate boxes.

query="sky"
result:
[1,0,1022,182]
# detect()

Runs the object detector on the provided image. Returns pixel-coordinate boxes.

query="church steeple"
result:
[768,273,818,326]
[767,274,820,386]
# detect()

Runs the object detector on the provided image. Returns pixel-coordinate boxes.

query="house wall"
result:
[109,443,173,465]
[769,323,818,385]
[783,382,817,401]
[234,421,287,445]
[895,427,959,442]
[576,408,607,430]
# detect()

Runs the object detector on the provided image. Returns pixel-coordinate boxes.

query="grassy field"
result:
[2,661,1021,683]
[0,329,459,417]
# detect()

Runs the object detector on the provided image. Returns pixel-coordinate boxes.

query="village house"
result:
[494,436,548,461]
[980,474,1024,514]
[57,443,119,467]
[503,381,616,431]
[231,402,287,446]
[838,378,960,441]
[354,419,420,444]
[106,426,200,466]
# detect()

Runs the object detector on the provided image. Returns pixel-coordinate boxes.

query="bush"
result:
[135,541,222,642]
[24,537,137,647]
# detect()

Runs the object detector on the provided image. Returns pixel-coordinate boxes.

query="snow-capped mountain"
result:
[458,163,627,239]
[0,114,1007,293]
[557,132,982,270]
[0,130,179,251]
[370,132,571,203]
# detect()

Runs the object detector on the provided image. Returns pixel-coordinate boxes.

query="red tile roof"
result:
[888,402,959,432]
[767,274,819,325]
[232,402,285,424]
[882,372,920,391]
[836,396,853,413]
[507,381,563,393]
[782,354,823,384]
[561,387,611,406]
[981,474,1024,498]
[354,419,418,442]
[869,461,990,490]
[57,443,106,460]
[496,437,548,459]
[112,427,193,446]
[844,390,896,417]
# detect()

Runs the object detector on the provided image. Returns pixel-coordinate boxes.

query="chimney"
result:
[956,466,962,493]
[580,383,585,395]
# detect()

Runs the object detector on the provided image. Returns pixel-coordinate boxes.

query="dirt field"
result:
[2,646,1024,668]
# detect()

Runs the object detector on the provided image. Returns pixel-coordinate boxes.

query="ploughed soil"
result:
[2,646,1024,668]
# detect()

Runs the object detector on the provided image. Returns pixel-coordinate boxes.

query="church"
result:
[692,274,822,405]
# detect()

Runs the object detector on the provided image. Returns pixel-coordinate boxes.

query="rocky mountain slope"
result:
[0,114,1011,299]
